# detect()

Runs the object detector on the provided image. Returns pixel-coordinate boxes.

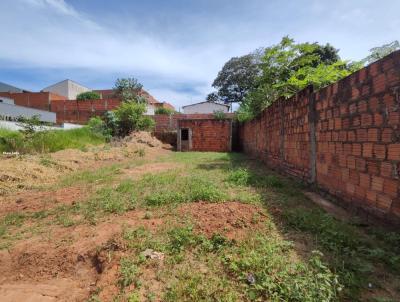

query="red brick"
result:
[361,114,373,127]
[348,131,356,141]
[380,162,393,178]
[352,144,362,156]
[373,144,386,159]
[367,160,380,175]
[383,178,399,197]
[363,143,373,158]
[347,156,356,169]
[356,158,366,172]
[388,112,400,126]
[371,176,384,191]
[377,194,392,211]
[369,97,379,111]
[373,113,383,126]
[366,190,377,205]
[373,73,386,93]
[359,173,371,189]
[367,128,379,142]
[357,129,367,142]
[388,144,400,160]
[382,128,393,143]
[358,100,368,112]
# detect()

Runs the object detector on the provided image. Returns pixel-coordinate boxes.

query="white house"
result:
[42,79,91,100]
[182,101,230,114]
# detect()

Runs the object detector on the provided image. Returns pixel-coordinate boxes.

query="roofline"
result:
[182,101,230,108]
[42,79,91,91]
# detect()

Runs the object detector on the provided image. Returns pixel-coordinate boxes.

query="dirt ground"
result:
[0,133,269,301]
[0,131,170,196]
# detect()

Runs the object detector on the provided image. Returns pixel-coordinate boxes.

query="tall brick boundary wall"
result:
[239,51,400,223]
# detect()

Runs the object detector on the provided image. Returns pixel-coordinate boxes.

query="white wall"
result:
[0,102,56,123]
[43,80,90,99]
[0,121,82,131]
[0,97,15,105]
[146,104,155,115]
[183,102,229,114]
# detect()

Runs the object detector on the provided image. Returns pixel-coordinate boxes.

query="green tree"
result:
[239,37,360,121]
[362,40,400,64]
[113,78,144,102]
[114,102,155,136]
[208,51,262,105]
[76,91,100,101]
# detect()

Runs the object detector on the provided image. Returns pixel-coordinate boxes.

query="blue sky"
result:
[0,0,399,110]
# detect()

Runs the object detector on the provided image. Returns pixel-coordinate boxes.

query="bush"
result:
[155,107,174,115]
[87,116,112,141]
[76,91,100,100]
[114,102,155,136]
[213,110,227,120]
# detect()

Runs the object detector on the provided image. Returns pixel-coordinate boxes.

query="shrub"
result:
[213,110,227,120]
[76,91,100,100]
[227,168,251,186]
[114,102,155,136]
[155,107,174,115]
[87,116,112,141]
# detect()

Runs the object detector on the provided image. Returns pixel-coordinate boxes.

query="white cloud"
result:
[1,0,399,107]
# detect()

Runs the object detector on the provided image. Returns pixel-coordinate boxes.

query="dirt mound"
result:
[179,201,267,240]
[0,207,165,301]
[0,131,169,195]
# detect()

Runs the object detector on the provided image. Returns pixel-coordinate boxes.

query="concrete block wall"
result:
[239,50,400,222]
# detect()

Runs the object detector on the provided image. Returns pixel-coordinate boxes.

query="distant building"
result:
[182,101,229,114]
[0,81,29,93]
[42,79,91,100]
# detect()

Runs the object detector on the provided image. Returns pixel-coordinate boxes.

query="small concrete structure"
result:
[177,119,232,152]
[182,101,229,114]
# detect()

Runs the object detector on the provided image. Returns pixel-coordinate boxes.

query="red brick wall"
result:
[178,119,232,152]
[51,99,121,124]
[0,92,67,111]
[239,50,400,222]
[152,113,235,133]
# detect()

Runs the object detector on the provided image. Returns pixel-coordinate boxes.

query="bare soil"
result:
[179,201,268,240]
[0,132,171,195]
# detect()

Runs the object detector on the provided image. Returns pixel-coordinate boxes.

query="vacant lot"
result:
[0,142,399,301]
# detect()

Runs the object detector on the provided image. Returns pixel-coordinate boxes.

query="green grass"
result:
[1,151,399,302]
[0,126,104,154]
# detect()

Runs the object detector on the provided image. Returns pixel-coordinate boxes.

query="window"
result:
[181,128,189,141]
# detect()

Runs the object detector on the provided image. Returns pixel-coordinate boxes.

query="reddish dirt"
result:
[179,201,268,240]
[0,186,86,216]
[0,208,165,302]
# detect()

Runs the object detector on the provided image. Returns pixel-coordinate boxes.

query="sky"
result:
[0,0,399,110]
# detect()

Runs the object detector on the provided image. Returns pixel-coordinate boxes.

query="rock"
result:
[247,273,256,285]
[141,249,165,260]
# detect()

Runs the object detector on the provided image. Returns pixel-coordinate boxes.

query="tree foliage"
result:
[76,91,100,101]
[362,40,400,65]
[237,37,360,121]
[113,102,155,137]
[113,77,144,102]
[208,52,262,104]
